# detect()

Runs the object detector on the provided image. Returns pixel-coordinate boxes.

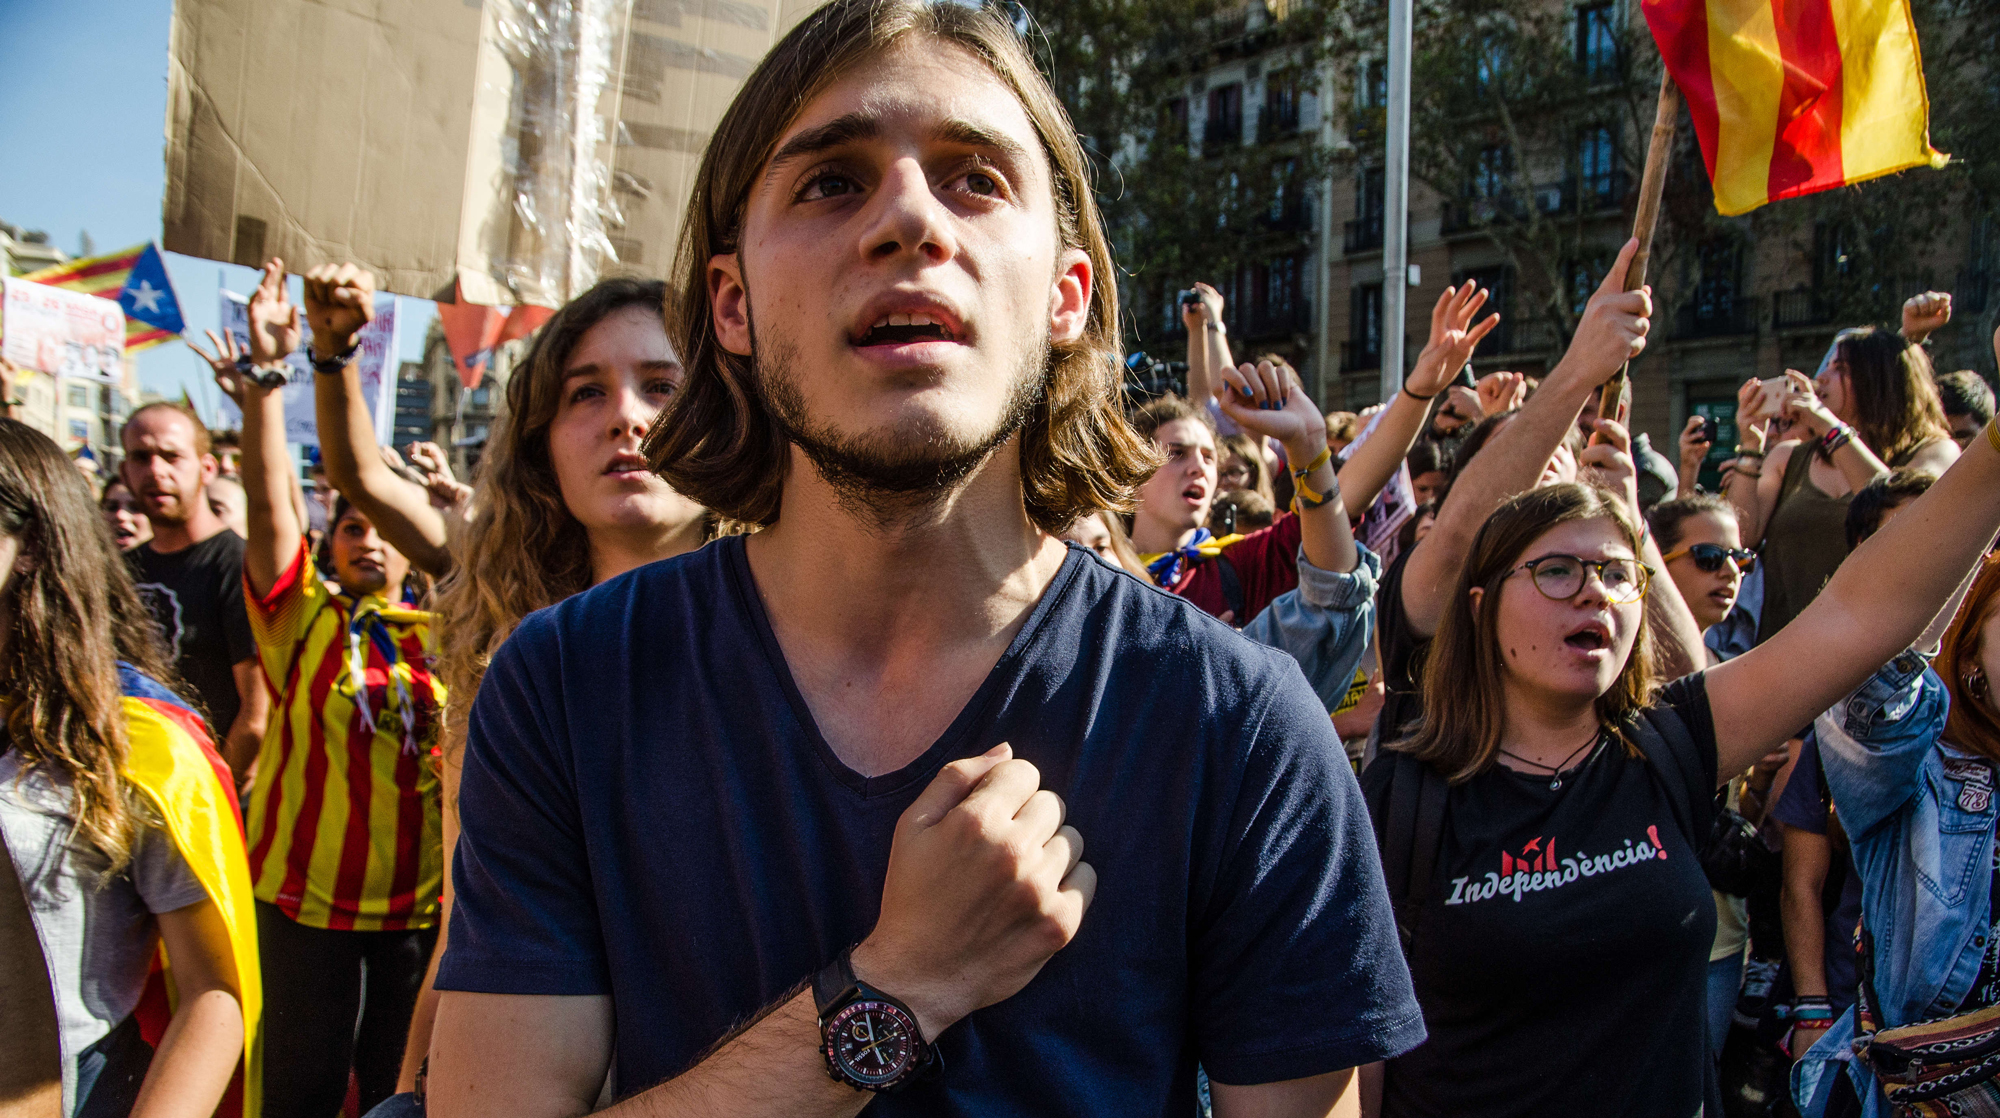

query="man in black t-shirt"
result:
[424,3,1423,1116]
[122,402,265,784]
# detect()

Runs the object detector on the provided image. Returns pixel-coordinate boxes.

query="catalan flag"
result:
[118,664,263,1118]
[22,243,186,352]
[1642,0,1949,216]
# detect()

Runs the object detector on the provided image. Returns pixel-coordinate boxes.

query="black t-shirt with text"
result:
[126,530,254,734]
[1361,674,1720,1118]
[439,537,1426,1113]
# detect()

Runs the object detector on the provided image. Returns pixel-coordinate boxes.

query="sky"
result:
[0,1,436,422]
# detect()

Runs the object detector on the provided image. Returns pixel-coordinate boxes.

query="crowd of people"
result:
[10,2,2000,1117]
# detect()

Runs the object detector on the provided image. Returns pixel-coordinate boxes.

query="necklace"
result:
[1499,730,1602,791]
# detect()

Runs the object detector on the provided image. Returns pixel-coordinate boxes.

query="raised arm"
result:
[1219,360,1357,575]
[1901,290,1950,345]
[299,263,453,577]
[1180,282,1234,413]
[1399,238,1651,638]
[1579,418,1705,680]
[1334,283,1498,519]
[1706,324,2000,777]
[236,262,303,597]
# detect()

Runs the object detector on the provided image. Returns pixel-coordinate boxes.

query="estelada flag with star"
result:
[22,242,187,352]
[1642,0,1949,216]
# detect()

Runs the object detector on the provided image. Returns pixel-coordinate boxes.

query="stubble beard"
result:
[755,322,1049,529]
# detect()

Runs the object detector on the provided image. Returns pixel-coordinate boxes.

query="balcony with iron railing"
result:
[1344,214,1384,254]
[1441,191,1528,234]
[1559,169,1630,214]
[1673,294,1757,340]
[1772,288,1835,331]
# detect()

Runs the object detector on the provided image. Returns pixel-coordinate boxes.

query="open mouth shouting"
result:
[1562,620,1613,656]
[849,294,969,364]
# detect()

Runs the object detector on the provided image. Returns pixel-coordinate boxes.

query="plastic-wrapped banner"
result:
[471,0,627,308]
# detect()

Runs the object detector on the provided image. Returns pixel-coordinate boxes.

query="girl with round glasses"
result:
[1359,307,2000,1114]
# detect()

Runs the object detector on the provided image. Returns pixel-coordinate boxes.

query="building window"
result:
[1471,145,1512,199]
[1577,126,1618,205]
[1576,4,1618,83]
[468,385,493,409]
[1346,282,1384,370]
[67,384,89,408]
[1268,159,1306,230]
[1264,69,1302,138]
[69,419,89,443]
[1358,59,1386,109]
[1476,34,1509,93]
[1259,255,1303,332]
[1204,83,1243,149]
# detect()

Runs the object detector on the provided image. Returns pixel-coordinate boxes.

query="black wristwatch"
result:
[812,948,941,1093]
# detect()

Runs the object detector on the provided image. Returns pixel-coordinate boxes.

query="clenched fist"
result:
[851,744,1095,1042]
[302,262,377,362]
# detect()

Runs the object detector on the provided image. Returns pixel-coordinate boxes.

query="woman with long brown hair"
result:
[0,419,259,1118]
[1726,325,1958,643]
[1359,327,2000,1117]
[390,277,713,1093]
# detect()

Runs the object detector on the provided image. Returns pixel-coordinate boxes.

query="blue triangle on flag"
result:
[118,244,186,335]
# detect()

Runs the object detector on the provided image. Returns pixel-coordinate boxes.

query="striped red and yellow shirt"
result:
[244,543,444,932]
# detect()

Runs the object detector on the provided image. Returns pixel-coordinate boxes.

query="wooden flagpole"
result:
[1599,70,1682,425]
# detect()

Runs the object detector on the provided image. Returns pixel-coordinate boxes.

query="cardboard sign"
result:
[2,278,127,384]
[216,290,400,447]
[163,0,811,307]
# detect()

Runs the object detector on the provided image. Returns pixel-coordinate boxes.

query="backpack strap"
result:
[1622,712,1707,847]
[1213,553,1246,621]
[1376,751,1448,955]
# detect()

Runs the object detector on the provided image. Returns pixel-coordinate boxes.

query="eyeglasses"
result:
[1661,542,1756,575]
[1505,554,1651,605]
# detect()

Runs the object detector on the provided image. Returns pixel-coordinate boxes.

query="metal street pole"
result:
[1380,0,1413,403]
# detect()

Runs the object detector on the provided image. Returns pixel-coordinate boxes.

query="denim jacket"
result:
[1793,650,1997,1117]
[1238,543,1382,720]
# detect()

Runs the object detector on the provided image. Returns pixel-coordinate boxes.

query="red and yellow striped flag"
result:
[1643,0,1949,216]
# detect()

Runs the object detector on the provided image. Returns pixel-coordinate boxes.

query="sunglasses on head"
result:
[1662,542,1755,574]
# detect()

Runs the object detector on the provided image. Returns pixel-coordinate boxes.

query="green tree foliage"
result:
[1017,0,1353,348]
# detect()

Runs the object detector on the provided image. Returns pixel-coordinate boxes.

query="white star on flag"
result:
[129,279,164,314]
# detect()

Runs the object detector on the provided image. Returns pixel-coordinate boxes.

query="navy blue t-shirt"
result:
[437,537,1424,1113]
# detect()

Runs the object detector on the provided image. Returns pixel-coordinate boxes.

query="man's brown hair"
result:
[643,0,1155,531]
[123,401,212,457]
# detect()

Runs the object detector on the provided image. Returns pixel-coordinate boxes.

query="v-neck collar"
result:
[723,534,1084,799]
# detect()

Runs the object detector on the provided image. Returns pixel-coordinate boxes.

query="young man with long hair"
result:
[424,2,1423,1115]
[0,420,259,1118]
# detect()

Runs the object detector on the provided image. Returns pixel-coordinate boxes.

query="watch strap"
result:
[812,947,859,1018]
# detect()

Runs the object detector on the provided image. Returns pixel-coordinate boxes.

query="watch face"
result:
[825,999,918,1088]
